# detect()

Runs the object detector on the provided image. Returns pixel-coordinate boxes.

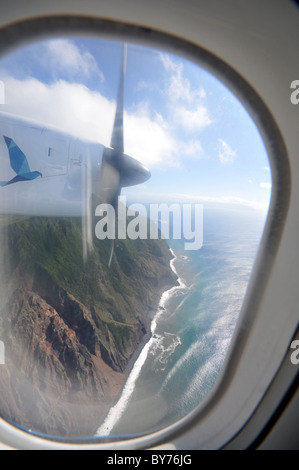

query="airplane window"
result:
[0,37,271,440]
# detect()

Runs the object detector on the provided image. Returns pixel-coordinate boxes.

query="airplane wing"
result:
[0,44,151,264]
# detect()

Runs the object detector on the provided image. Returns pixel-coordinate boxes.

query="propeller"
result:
[92,44,151,267]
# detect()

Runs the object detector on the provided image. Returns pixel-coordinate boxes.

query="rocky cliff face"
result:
[0,216,176,437]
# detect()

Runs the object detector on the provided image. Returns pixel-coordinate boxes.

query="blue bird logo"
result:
[0,136,42,187]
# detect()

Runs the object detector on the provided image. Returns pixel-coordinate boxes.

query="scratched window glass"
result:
[0,38,271,439]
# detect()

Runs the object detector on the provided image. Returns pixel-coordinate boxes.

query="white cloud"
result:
[174,105,212,132]
[160,53,211,132]
[1,75,178,168]
[218,138,236,164]
[183,140,203,158]
[198,88,206,99]
[168,65,193,104]
[125,105,178,168]
[260,182,272,189]
[2,75,113,143]
[159,53,177,72]
[123,189,267,212]
[45,39,104,81]
[1,52,215,171]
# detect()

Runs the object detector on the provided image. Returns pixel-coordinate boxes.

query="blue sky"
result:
[0,38,271,213]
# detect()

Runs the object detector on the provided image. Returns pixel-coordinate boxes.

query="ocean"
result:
[96,206,268,437]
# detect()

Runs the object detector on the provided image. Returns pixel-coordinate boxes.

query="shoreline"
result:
[94,246,186,437]
[123,248,183,383]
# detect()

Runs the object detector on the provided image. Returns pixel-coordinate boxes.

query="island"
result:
[0,215,177,437]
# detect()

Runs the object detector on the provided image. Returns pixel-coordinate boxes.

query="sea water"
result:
[96,206,268,437]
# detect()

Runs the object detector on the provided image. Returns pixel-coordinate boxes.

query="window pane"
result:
[0,38,271,438]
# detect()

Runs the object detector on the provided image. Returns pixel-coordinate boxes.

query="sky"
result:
[0,37,272,213]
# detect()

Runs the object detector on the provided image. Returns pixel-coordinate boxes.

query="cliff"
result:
[0,216,177,437]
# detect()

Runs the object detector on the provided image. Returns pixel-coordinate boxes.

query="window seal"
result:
[0,14,291,450]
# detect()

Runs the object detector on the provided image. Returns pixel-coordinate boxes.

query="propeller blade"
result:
[89,43,151,268]
[107,183,121,269]
[93,44,126,206]
[110,44,127,155]
[95,160,120,206]
[108,238,115,269]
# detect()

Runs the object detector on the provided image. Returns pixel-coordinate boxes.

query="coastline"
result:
[94,246,186,437]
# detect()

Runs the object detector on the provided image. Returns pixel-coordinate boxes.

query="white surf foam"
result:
[95,248,186,436]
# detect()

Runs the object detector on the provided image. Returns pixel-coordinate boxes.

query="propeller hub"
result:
[103,147,151,188]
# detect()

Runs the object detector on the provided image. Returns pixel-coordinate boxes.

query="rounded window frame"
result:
[0,15,291,450]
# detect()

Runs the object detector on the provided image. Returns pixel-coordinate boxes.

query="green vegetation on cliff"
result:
[0,214,176,436]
